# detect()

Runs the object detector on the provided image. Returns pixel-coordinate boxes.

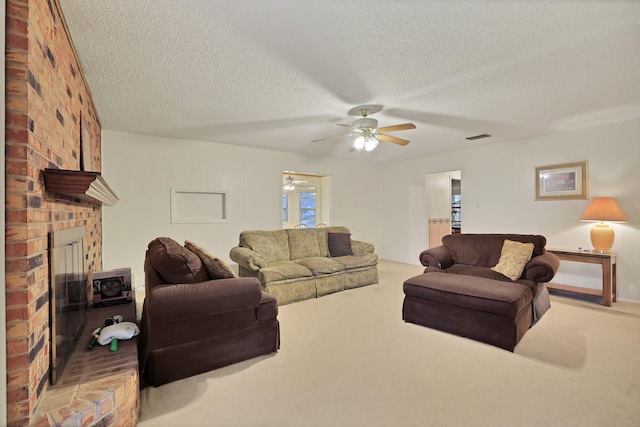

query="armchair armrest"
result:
[351,240,374,256]
[523,252,560,283]
[147,277,263,321]
[419,245,454,269]
[229,246,269,271]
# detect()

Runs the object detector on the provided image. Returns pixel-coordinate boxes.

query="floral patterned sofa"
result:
[230,226,378,305]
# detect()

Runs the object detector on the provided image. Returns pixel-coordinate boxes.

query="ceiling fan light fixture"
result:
[353,136,379,152]
[312,105,415,149]
[364,137,379,152]
[352,117,378,129]
[284,175,295,191]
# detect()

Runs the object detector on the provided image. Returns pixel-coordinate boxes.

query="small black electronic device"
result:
[92,274,132,307]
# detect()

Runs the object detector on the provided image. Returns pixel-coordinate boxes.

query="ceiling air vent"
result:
[465,133,491,141]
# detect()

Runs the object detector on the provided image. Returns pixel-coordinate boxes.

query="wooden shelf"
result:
[547,248,617,306]
[547,282,602,297]
[43,168,119,206]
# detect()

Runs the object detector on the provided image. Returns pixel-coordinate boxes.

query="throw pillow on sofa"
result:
[147,237,208,284]
[328,232,353,257]
[491,239,535,281]
[184,240,237,279]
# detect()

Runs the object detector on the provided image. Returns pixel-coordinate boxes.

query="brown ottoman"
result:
[402,272,533,351]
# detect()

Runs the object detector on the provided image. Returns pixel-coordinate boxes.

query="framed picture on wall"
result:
[535,161,588,200]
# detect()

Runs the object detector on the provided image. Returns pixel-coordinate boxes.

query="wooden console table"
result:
[547,248,617,306]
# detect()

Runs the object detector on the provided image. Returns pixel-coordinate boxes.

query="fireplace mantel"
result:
[43,168,119,206]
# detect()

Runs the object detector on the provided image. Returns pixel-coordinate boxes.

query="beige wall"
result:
[381,118,640,301]
[103,118,640,302]
[101,130,382,289]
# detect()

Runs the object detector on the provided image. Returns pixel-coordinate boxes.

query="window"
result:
[282,194,289,228]
[299,191,316,228]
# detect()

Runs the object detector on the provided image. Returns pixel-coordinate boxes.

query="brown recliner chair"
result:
[138,237,280,387]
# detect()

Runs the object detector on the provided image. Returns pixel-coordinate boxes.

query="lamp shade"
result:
[579,197,627,222]
[579,197,627,252]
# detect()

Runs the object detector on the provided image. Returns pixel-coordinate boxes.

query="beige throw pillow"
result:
[491,239,535,281]
[184,240,237,279]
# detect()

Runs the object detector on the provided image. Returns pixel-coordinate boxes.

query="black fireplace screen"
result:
[49,226,87,385]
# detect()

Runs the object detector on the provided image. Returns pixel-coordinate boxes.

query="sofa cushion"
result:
[295,257,344,275]
[258,261,313,284]
[442,234,546,267]
[287,229,321,259]
[437,264,537,293]
[445,264,513,282]
[147,237,208,284]
[403,272,532,318]
[184,240,236,279]
[491,240,535,281]
[328,232,353,257]
[241,230,290,262]
[332,253,378,270]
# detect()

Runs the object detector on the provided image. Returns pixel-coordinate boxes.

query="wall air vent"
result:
[465,133,491,141]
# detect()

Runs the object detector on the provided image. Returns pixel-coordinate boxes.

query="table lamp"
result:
[579,197,627,252]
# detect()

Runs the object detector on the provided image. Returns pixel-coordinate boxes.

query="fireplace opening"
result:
[49,226,88,385]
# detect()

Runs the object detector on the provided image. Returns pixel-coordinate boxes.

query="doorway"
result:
[282,172,330,228]
[425,170,461,248]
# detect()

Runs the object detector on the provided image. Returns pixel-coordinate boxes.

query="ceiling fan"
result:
[312,105,416,152]
[282,174,309,191]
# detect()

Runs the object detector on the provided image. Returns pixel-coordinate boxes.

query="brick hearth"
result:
[29,303,139,426]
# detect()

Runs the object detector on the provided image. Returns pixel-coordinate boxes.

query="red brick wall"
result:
[5,0,103,424]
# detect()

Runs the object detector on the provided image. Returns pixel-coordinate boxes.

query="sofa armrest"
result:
[146,277,263,321]
[229,246,269,271]
[351,240,374,256]
[523,252,560,283]
[419,245,454,269]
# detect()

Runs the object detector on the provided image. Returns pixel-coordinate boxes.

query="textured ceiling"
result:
[58,0,640,164]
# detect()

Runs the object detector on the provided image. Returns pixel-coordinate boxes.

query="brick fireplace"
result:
[5,0,104,424]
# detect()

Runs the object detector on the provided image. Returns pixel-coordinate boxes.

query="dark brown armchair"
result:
[418,233,560,323]
[138,237,280,387]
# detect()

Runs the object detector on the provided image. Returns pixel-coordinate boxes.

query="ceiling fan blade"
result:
[311,133,351,142]
[378,134,410,146]
[377,123,416,133]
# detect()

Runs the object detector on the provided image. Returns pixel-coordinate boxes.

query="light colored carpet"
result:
[137,260,640,426]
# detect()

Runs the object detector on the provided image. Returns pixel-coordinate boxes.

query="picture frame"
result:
[535,161,588,200]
